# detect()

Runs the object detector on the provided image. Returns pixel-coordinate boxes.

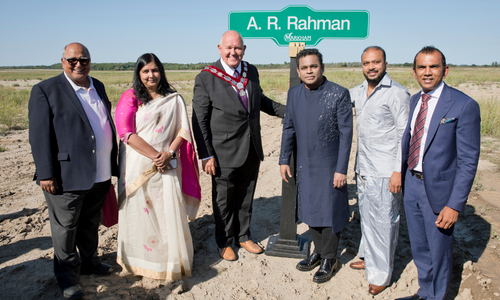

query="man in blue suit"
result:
[396,46,480,300]
[29,43,118,299]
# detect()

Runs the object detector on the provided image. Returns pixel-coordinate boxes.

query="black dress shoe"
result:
[313,258,338,283]
[395,294,425,300]
[81,262,114,275]
[296,252,321,271]
[63,284,84,299]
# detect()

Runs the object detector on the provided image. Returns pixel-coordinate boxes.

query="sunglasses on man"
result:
[63,57,90,66]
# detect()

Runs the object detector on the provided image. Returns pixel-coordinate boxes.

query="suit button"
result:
[248,134,251,137]
[91,135,95,139]
[92,150,95,153]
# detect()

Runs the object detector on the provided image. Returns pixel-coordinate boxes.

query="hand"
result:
[153,151,172,172]
[280,165,292,183]
[389,171,402,194]
[40,177,58,194]
[333,172,347,189]
[435,206,459,229]
[202,157,217,175]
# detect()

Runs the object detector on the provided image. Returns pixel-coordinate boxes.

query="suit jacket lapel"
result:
[215,60,249,113]
[246,65,255,112]
[424,83,454,153]
[58,73,92,129]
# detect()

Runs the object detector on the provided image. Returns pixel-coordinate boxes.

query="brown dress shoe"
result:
[349,260,365,270]
[368,284,386,295]
[239,240,264,254]
[218,246,237,261]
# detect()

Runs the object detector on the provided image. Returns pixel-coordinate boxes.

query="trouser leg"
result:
[233,144,260,244]
[309,226,341,260]
[212,143,260,248]
[404,169,454,300]
[356,175,365,259]
[212,167,236,248]
[44,180,110,289]
[77,180,110,269]
[358,174,400,286]
[45,190,83,289]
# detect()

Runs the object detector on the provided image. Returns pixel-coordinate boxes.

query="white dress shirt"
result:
[220,59,248,96]
[64,72,112,182]
[409,81,445,172]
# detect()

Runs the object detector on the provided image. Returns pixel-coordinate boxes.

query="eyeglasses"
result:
[63,57,90,66]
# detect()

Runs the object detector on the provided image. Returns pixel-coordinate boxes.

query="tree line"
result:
[1,61,499,70]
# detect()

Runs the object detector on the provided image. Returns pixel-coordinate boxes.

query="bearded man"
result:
[349,46,410,295]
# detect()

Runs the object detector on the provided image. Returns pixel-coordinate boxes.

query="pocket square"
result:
[440,117,457,124]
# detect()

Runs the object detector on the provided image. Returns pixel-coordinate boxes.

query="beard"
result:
[364,70,386,85]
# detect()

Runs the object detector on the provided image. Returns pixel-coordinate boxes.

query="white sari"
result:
[116,92,200,280]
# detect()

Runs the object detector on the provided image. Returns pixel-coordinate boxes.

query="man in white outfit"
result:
[349,46,410,295]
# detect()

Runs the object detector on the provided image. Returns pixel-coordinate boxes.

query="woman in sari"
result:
[115,53,201,280]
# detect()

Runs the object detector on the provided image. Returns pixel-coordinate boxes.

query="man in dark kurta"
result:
[279,48,353,283]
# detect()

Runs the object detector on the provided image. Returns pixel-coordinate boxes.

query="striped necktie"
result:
[408,93,430,171]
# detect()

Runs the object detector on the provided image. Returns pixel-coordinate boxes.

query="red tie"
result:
[234,70,248,110]
[408,93,430,171]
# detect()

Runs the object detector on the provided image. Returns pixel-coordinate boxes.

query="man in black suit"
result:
[192,30,285,261]
[29,43,118,299]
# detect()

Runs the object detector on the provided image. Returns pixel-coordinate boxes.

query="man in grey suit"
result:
[29,43,118,299]
[192,30,285,261]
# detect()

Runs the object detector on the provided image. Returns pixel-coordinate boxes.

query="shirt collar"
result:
[361,72,391,90]
[63,72,94,92]
[220,59,241,76]
[421,80,444,99]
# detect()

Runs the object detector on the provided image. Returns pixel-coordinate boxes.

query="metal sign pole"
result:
[265,43,309,259]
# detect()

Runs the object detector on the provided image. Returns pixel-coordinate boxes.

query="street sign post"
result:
[228,5,369,259]
[229,5,369,46]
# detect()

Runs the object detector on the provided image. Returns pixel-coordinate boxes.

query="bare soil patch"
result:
[1,105,500,299]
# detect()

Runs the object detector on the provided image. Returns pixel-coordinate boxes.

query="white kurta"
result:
[350,74,410,286]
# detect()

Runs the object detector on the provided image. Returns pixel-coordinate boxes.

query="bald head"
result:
[62,43,90,59]
[61,42,91,88]
[218,30,246,69]
[220,30,244,47]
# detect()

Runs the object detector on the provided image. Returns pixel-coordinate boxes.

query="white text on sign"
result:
[247,16,351,31]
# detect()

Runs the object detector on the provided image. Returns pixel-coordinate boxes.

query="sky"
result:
[0,0,498,67]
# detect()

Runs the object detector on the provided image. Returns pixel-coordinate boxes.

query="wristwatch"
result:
[169,149,176,158]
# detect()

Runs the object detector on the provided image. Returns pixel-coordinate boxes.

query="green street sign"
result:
[229,5,369,47]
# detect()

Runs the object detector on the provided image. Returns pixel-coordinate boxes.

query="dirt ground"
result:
[1,82,500,300]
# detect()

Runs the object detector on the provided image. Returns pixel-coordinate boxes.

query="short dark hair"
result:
[361,46,386,62]
[413,46,447,70]
[133,53,175,104]
[296,48,323,66]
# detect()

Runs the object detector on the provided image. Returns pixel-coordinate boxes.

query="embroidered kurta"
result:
[279,78,353,233]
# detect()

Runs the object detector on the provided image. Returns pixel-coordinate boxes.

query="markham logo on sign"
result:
[229,5,369,46]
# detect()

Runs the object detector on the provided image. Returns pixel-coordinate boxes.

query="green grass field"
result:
[0,67,499,139]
